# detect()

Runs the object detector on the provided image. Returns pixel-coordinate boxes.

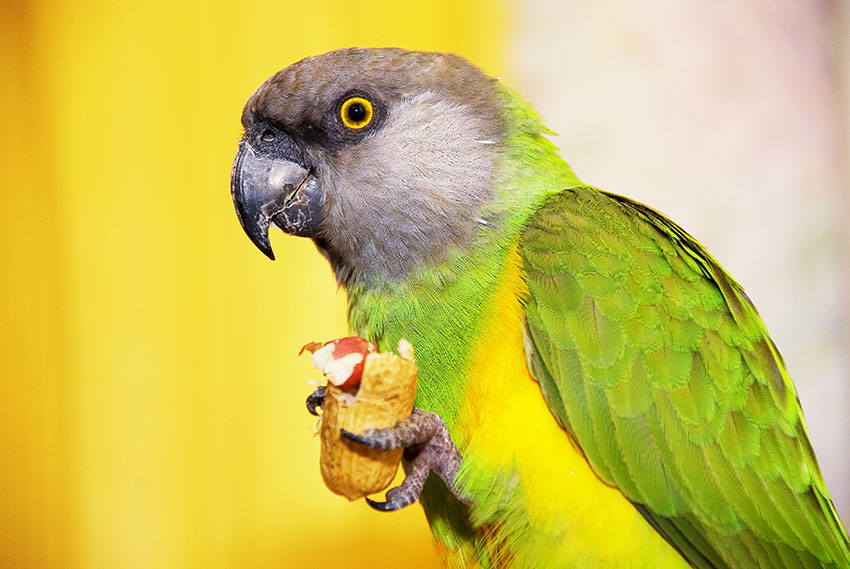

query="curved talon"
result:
[340,428,370,445]
[366,497,401,512]
[339,428,362,446]
[366,487,412,512]
[306,385,326,416]
[341,427,394,450]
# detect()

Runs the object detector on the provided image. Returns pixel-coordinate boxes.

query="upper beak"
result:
[230,140,323,260]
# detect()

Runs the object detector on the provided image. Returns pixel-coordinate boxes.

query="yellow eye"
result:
[340,97,373,129]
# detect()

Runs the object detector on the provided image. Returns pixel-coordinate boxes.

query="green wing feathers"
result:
[520,188,850,569]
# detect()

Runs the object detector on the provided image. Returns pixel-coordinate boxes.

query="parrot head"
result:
[231,48,506,285]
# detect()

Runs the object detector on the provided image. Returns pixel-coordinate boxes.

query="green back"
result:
[521,187,850,568]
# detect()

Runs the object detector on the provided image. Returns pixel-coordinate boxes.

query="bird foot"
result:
[305,385,326,416]
[304,387,466,511]
[342,408,466,511]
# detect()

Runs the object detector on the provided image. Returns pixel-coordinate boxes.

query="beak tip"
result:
[233,204,277,260]
[231,140,316,262]
[247,225,276,261]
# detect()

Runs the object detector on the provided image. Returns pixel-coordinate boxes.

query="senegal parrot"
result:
[230,48,850,568]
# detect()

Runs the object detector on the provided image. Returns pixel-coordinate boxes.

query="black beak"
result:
[230,140,323,260]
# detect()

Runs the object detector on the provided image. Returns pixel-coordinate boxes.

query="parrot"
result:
[230,47,850,568]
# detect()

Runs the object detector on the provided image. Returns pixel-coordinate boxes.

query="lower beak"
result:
[230,141,323,260]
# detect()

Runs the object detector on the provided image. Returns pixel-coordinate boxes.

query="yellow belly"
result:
[448,248,688,568]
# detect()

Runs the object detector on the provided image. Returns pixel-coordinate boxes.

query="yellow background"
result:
[5,2,848,568]
[0,1,506,568]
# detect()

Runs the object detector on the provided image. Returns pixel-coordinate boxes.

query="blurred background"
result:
[1,1,848,568]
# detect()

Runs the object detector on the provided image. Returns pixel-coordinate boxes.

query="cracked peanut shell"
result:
[319,341,418,500]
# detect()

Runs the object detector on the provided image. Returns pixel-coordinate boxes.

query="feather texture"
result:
[521,187,850,568]
[242,48,850,568]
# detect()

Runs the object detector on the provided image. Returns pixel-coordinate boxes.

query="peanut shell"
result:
[319,342,418,500]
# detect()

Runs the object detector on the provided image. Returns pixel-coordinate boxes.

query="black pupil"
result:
[347,102,367,123]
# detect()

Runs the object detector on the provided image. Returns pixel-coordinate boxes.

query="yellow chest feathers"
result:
[451,248,686,568]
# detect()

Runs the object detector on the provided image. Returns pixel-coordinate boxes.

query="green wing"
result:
[519,187,850,569]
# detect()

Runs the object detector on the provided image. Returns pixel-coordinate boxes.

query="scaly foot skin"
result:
[341,408,466,512]
[304,386,466,511]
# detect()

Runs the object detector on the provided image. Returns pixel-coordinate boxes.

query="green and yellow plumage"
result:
[233,48,850,568]
[346,81,850,568]
[523,189,849,568]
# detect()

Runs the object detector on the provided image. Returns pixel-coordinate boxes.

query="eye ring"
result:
[340,97,374,129]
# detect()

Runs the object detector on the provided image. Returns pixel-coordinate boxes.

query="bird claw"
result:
[365,487,408,512]
[365,498,399,512]
[306,385,326,416]
[339,428,373,447]
[341,408,466,512]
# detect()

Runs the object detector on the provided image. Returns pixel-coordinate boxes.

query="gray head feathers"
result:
[241,48,505,286]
